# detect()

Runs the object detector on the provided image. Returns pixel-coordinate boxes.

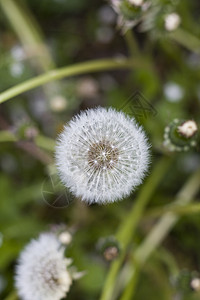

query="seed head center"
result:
[88,141,119,170]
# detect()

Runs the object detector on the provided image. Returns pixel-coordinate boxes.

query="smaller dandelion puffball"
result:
[55,107,150,204]
[15,233,72,300]
[164,13,181,31]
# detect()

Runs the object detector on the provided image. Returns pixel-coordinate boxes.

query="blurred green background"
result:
[0,0,200,299]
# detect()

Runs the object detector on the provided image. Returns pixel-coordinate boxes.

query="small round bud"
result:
[174,269,192,293]
[191,278,200,291]
[173,269,200,294]
[97,236,120,261]
[178,120,198,138]
[164,13,181,31]
[128,0,143,6]
[59,231,72,245]
[50,96,67,112]
[120,0,143,20]
[103,246,119,261]
[163,119,198,152]
[24,127,39,140]
[16,122,38,140]
[77,77,99,99]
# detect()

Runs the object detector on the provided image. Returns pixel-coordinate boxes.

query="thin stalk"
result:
[0,0,54,71]
[35,135,55,152]
[145,201,200,218]
[0,130,55,152]
[168,28,200,54]
[117,264,140,300]
[4,291,18,300]
[135,169,200,264]
[120,168,200,300]
[0,130,17,142]
[99,155,174,300]
[0,0,66,107]
[124,30,140,58]
[0,58,136,104]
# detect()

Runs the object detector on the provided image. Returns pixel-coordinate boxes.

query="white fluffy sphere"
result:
[15,233,72,300]
[55,107,150,204]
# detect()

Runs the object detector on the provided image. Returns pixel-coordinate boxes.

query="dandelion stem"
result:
[120,168,200,300]
[100,155,174,300]
[4,291,18,300]
[168,28,200,54]
[0,131,17,142]
[0,0,66,104]
[135,168,200,264]
[145,200,200,218]
[0,130,55,152]
[0,0,55,71]
[124,30,140,58]
[35,135,55,152]
[0,58,136,104]
[119,266,140,300]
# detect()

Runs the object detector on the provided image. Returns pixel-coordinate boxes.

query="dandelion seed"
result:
[55,107,150,204]
[15,233,72,300]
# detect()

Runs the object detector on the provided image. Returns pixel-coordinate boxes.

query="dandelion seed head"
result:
[15,233,72,300]
[55,107,150,204]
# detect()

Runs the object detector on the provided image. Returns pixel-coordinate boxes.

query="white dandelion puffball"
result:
[15,233,72,300]
[55,107,150,204]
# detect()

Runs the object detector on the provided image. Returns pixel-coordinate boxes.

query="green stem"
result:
[154,248,179,276]
[0,0,54,71]
[119,265,140,300]
[0,130,55,152]
[0,58,136,104]
[124,30,140,58]
[135,169,200,265]
[120,168,200,300]
[0,131,17,142]
[99,156,174,300]
[35,135,55,152]
[145,201,200,218]
[4,291,18,300]
[0,0,67,106]
[168,28,200,54]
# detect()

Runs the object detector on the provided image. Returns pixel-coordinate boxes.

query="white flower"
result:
[128,0,143,6]
[191,278,200,291]
[55,107,150,204]
[178,120,198,138]
[15,233,72,300]
[164,13,181,31]
[59,231,72,245]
